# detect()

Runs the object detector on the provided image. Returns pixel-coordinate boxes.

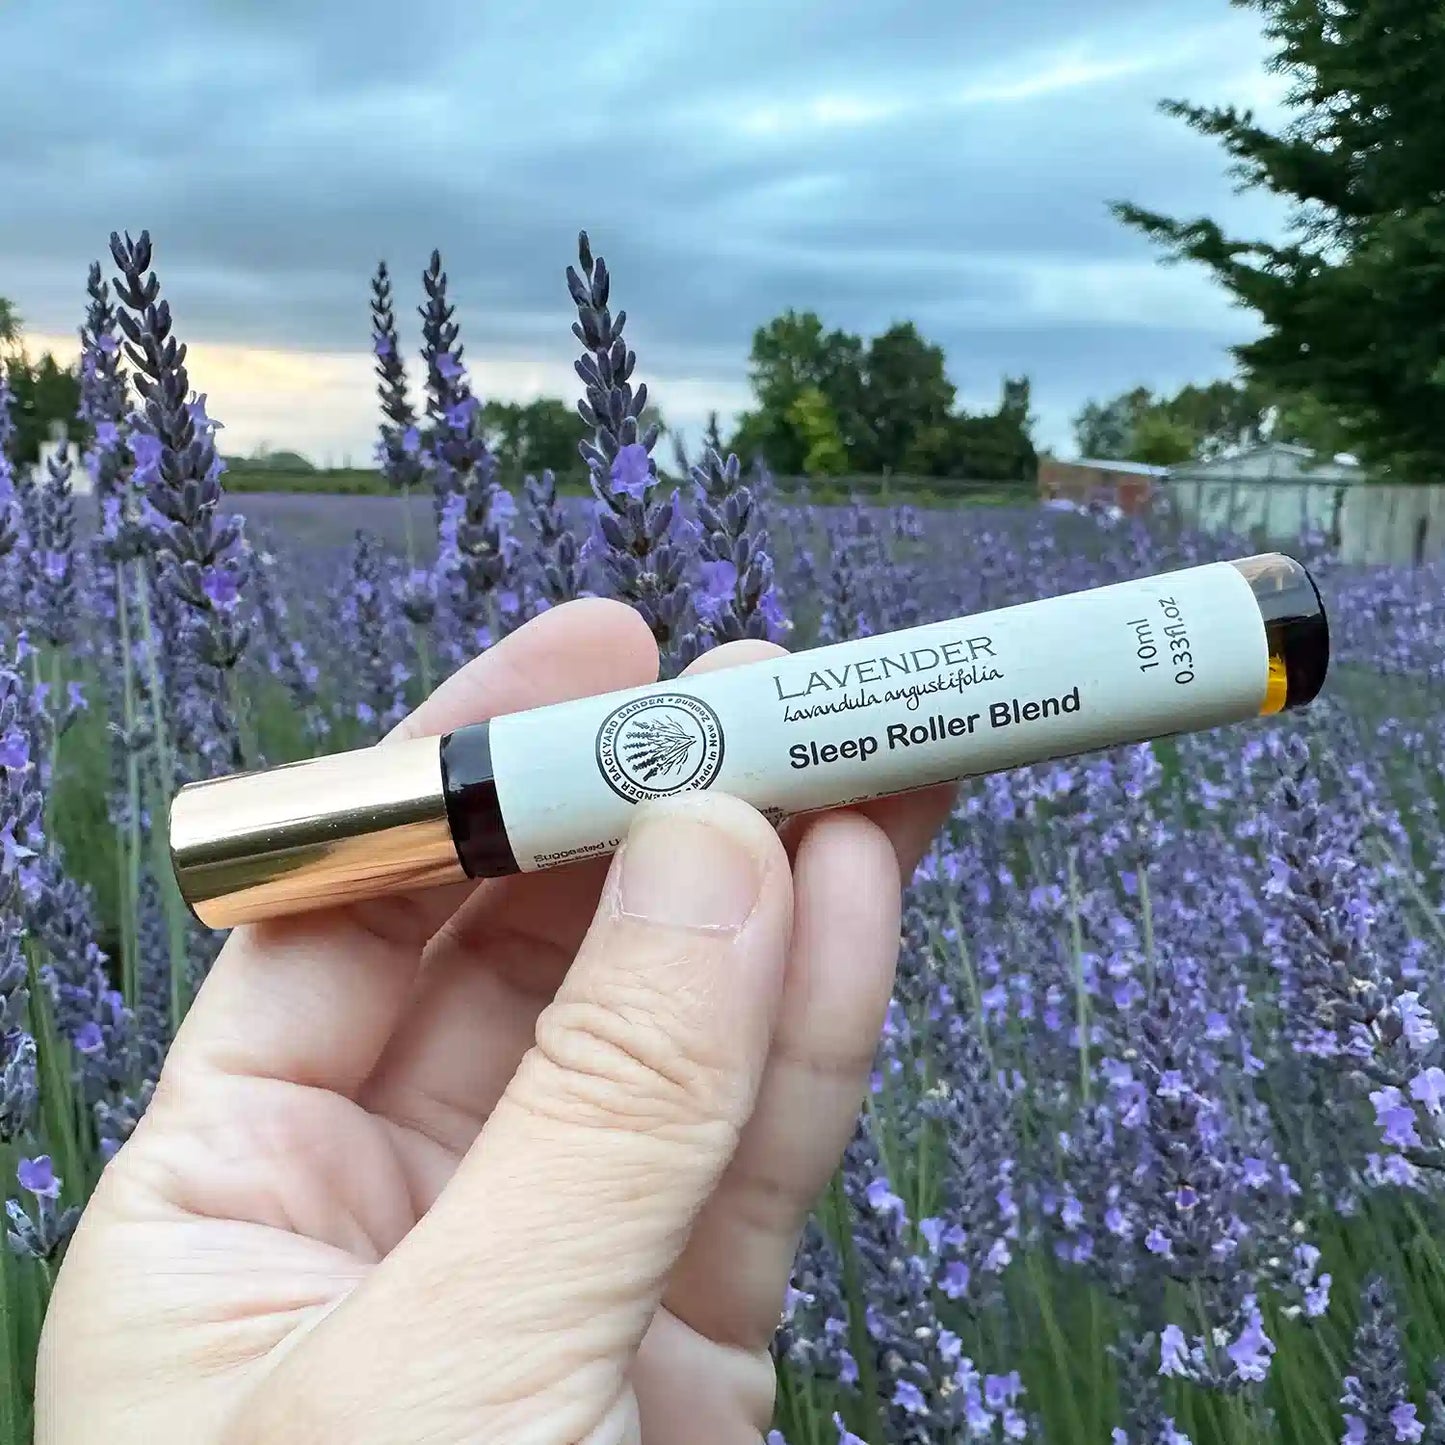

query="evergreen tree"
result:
[3,352,82,467]
[1113,0,1445,477]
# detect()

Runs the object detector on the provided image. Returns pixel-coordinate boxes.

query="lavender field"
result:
[3,229,1445,1444]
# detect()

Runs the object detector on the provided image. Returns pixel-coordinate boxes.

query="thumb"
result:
[264,792,793,1443]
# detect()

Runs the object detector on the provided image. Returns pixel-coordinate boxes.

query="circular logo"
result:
[595,693,726,803]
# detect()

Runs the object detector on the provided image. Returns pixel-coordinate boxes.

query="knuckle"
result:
[522,985,745,1144]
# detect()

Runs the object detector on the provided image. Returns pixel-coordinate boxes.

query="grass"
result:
[220,463,1041,510]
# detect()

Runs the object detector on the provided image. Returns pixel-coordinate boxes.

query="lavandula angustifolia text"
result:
[7,226,1445,1445]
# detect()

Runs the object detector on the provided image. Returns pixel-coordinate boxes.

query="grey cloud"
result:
[0,0,1278,447]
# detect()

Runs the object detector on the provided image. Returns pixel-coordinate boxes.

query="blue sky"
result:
[0,0,1289,463]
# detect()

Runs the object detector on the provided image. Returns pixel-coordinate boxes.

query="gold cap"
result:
[169,735,466,930]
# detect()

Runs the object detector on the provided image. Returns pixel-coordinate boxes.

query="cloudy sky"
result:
[0,0,1290,463]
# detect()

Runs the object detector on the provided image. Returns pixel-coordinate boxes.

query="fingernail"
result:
[616,801,764,933]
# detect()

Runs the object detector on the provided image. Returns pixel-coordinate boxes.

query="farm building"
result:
[1037,456,1166,515]
[1162,442,1445,565]
[1163,443,1359,540]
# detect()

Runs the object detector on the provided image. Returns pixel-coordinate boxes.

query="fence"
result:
[1154,476,1445,567]
[736,471,1445,565]
[769,473,1038,507]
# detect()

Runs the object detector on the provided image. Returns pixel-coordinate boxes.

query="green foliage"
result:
[2,352,82,467]
[1072,387,1155,460]
[1269,389,1356,458]
[733,309,1036,481]
[233,446,317,471]
[1112,0,1445,478]
[732,309,871,473]
[786,386,849,476]
[221,466,397,495]
[855,322,955,474]
[1160,380,1269,459]
[0,297,83,465]
[480,397,588,478]
[1070,377,1345,466]
[1129,410,1199,467]
[903,376,1039,482]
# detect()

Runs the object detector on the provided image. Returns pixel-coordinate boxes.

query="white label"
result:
[487,560,1270,871]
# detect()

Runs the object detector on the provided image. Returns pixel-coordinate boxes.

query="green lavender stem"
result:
[132,568,191,1035]
[0,1141,18,1445]
[826,1170,885,1445]
[1066,851,1091,1105]
[115,573,143,1013]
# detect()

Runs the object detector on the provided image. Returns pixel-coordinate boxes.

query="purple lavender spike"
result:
[567,230,692,669]
[683,450,789,657]
[371,260,424,497]
[109,229,252,777]
[1340,1277,1422,1445]
[522,468,581,612]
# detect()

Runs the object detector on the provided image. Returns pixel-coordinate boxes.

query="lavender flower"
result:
[686,448,788,650]
[435,476,519,662]
[79,261,130,508]
[522,468,581,610]
[1056,946,1323,1392]
[776,1216,858,1388]
[339,531,411,736]
[0,650,45,1055]
[819,503,890,642]
[418,249,474,518]
[110,229,252,775]
[0,648,44,839]
[416,251,517,654]
[1266,734,1445,1172]
[30,861,136,1114]
[913,995,1019,1308]
[6,1155,79,1263]
[248,546,327,744]
[1340,1277,1424,1444]
[568,230,692,664]
[29,445,82,653]
[0,777,36,1139]
[1109,1333,1193,1445]
[841,1119,1031,1442]
[371,260,423,494]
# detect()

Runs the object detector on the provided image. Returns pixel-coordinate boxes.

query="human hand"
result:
[37,598,953,1445]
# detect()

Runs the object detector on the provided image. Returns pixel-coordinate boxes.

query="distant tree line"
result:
[1071,378,1354,469]
[230,398,609,481]
[726,310,1037,483]
[0,298,82,466]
